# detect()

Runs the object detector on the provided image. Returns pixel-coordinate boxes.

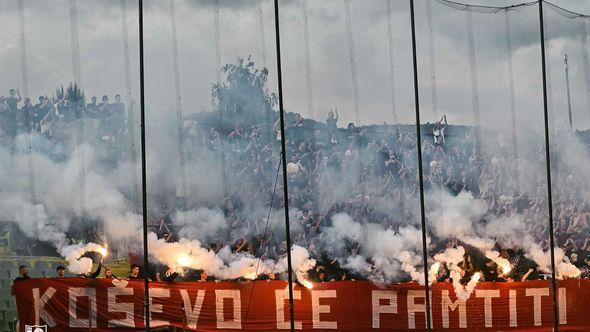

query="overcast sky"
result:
[1,0,590,133]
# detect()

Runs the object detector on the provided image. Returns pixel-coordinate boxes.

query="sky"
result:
[0,0,590,133]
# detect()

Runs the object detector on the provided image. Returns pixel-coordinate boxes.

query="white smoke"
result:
[3,104,588,289]
[276,245,316,287]
[147,232,225,275]
[433,246,480,301]
[147,232,315,282]
[426,191,487,240]
[0,135,142,256]
[320,212,364,257]
[173,207,227,243]
[557,256,581,279]
[427,262,441,285]
[320,213,426,283]
[60,242,108,274]
[480,215,527,249]
[216,246,275,280]
[427,190,574,282]
[343,255,372,276]
[485,250,511,275]
[398,251,427,285]
[0,194,67,249]
[526,244,580,279]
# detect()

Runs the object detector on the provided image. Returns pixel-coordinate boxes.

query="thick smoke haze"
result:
[0,133,142,254]
[0,0,589,127]
[1,0,590,297]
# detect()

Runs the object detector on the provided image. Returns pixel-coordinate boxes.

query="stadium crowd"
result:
[2,83,590,285]
[0,86,126,145]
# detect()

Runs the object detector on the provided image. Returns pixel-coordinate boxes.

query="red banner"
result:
[12,278,590,331]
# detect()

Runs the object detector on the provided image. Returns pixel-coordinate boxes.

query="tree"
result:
[55,83,85,120]
[211,56,277,120]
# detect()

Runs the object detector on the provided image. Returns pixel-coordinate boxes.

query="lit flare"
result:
[300,278,314,289]
[177,253,192,268]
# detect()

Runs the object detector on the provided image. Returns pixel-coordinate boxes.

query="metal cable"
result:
[214,0,221,84]
[120,0,140,206]
[542,6,557,131]
[273,0,296,330]
[432,0,590,18]
[386,0,398,124]
[466,10,482,154]
[580,22,590,122]
[69,0,82,85]
[212,0,229,201]
[538,1,560,330]
[426,0,438,120]
[302,0,314,120]
[409,0,433,329]
[17,0,28,97]
[544,0,590,19]
[504,9,520,184]
[344,0,360,125]
[434,0,538,13]
[137,0,151,330]
[69,0,86,218]
[168,0,188,210]
[241,157,281,331]
[17,0,36,205]
[257,0,267,68]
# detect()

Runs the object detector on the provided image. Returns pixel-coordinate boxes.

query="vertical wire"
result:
[258,0,274,148]
[18,0,36,204]
[137,0,151,329]
[213,0,229,201]
[69,0,86,219]
[580,21,590,123]
[214,0,221,84]
[386,0,398,124]
[273,0,296,330]
[538,1,560,331]
[17,0,28,97]
[121,0,133,110]
[257,0,267,68]
[121,0,140,213]
[426,0,438,120]
[466,10,482,155]
[543,26,559,198]
[301,0,318,203]
[168,0,188,210]
[504,9,519,185]
[69,0,82,85]
[302,0,314,120]
[344,0,360,125]
[409,0,432,330]
[543,9,557,131]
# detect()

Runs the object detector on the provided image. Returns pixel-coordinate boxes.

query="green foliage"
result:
[54,83,85,106]
[66,83,85,107]
[211,56,277,117]
[55,85,65,101]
